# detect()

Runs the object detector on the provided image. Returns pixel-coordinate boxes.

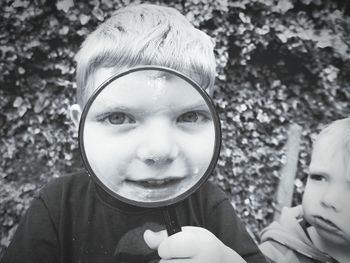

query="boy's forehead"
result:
[84,67,210,104]
[86,67,206,111]
[87,68,174,96]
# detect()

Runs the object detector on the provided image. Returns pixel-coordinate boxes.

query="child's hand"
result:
[143,226,247,263]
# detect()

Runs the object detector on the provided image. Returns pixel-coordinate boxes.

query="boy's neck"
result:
[308,226,350,263]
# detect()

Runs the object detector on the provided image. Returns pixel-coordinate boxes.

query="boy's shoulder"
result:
[184,179,233,219]
[195,180,230,205]
[37,169,93,206]
[40,169,90,192]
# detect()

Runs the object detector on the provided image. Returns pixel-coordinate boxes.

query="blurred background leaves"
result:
[1,0,349,252]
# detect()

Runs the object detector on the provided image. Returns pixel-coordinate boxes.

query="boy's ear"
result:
[69,104,82,130]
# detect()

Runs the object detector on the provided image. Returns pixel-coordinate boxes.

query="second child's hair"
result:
[75,4,216,106]
[312,117,350,180]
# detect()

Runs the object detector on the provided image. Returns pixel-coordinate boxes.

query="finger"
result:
[143,229,168,250]
[181,226,213,233]
[160,259,188,263]
[158,231,197,259]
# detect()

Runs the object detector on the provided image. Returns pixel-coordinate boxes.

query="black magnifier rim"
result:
[78,65,221,208]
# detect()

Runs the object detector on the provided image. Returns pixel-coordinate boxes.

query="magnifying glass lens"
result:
[80,67,219,208]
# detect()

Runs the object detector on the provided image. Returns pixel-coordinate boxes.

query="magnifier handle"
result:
[163,208,181,236]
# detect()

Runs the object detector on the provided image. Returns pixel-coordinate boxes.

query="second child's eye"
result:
[105,112,135,125]
[309,174,327,182]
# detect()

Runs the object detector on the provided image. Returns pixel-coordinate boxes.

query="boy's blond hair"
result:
[75,4,216,106]
[311,117,350,180]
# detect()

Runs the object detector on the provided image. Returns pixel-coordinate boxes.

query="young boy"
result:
[260,118,350,263]
[1,4,266,263]
[82,69,216,203]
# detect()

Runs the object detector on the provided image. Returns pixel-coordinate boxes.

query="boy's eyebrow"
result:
[89,105,145,116]
[170,101,211,113]
[89,100,211,115]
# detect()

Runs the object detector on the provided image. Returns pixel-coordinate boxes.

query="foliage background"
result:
[1,0,349,255]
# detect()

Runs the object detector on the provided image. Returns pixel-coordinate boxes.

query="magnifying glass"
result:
[79,66,221,236]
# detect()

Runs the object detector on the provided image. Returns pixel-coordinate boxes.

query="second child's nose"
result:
[321,187,344,212]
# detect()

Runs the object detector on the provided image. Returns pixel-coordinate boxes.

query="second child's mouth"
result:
[313,216,341,232]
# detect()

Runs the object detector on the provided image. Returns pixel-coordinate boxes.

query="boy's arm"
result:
[1,196,59,263]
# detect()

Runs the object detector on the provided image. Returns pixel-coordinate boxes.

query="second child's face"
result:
[302,135,350,247]
[83,69,215,203]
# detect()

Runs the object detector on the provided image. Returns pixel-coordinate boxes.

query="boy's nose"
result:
[136,121,179,166]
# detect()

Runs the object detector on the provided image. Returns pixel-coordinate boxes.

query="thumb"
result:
[143,229,168,250]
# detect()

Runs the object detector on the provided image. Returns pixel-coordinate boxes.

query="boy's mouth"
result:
[119,175,194,202]
[125,177,184,189]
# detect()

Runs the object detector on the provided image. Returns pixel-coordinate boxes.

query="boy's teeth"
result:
[126,178,181,187]
[145,179,166,184]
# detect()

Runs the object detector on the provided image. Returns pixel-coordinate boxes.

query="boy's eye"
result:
[103,112,136,125]
[309,173,327,182]
[177,111,209,123]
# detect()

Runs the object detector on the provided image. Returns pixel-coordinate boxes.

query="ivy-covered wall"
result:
[1,0,349,253]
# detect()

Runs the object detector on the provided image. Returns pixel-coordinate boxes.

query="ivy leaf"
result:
[315,30,333,48]
[59,26,69,35]
[13,97,23,108]
[56,0,74,13]
[238,12,251,24]
[12,0,30,8]
[0,114,6,128]
[79,14,90,25]
[92,8,104,21]
[18,67,25,74]
[34,94,50,114]
[21,183,36,193]
[18,105,28,117]
[271,0,294,14]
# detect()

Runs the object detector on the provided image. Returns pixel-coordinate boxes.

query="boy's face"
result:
[302,134,350,246]
[81,69,215,203]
